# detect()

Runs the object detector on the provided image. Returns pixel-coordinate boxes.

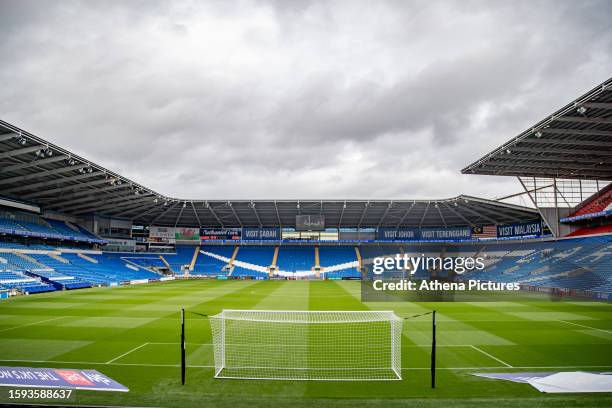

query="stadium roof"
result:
[462,77,612,180]
[0,119,538,228]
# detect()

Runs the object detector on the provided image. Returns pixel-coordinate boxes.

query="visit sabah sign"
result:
[0,366,129,392]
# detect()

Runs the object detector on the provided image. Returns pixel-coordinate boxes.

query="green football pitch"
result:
[0,279,611,407]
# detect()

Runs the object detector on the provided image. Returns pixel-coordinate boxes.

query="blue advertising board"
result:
[497,221,542,238]
[0,366,128,392]
[377,228,419,241]
[242,227,282,241]
[419,227,472,240]
[200,228,241,241]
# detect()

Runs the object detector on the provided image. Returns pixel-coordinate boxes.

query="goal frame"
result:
[209,309,403,381]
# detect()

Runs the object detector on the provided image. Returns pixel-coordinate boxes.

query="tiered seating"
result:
[567,184,612,218]
[319,246,359,279]
[276,246,314,272]
[0,271,55,294]
[162,246,196,273]
[194,246,234,275]
[464,236,612,294]
[29,269,91,290]
[566,225,612,237]
[46,219,98,241]
[0,212,102,243]
[319,246,356,266]
[231,246,274,278]
[122,256,166,269]
[0,253,46,271]
[0,218,29,232]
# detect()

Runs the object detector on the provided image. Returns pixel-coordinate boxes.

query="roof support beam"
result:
[540,128,612,137]
[130,204,166,221]
[110,201,161,218]
[357,202,369,228]
[554,116,612,125]
[442,202,473,226]
[228,202,242,227]
[522,138,612,148]
[435,203,447,227]
[0,154,69,173]
[191,202,202,228]
[454,202,498,225]
[206,203,224,227]
[149,201,180,225]
[509,147,612,156]
[251,202,262,228]
[273,201,282,228]
[73,194,156,214]
[44,184,132,207]
[376,202,393,228]
[0,145,46,159]
[174,203,186,227]
[396,203,416,228]
[480,161,608,171]
[0,164,89,186]
[0,132,17,142]
[5,172,100,194]
[21,178,111,199]
[582,102,612,110]
[338,201,346,227]
[418,202,431,228]
[72,195,155,214]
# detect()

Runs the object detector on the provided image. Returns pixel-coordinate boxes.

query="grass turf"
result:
[0,279,611,407]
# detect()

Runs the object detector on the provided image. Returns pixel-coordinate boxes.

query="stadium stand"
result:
[566,225,612,237]
[569,184,612,219]
[0,211,103,244]
[318,246,360,279]
[461,235,612,294]
[162,245,196,273]
[231,246,274,278]
[195,245,235,275]
[276,246,314,272]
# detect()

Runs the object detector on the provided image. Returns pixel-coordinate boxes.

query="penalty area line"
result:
[0,316,67,333]
[558,319,612,334]
[470,345,513,368]
[106,342,149,364]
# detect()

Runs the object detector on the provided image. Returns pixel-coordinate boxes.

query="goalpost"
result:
[209,310,403,381]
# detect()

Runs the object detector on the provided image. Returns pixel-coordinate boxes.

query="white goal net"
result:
[209,310,403,381]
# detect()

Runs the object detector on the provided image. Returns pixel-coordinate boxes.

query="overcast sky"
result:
[1,0,611,203]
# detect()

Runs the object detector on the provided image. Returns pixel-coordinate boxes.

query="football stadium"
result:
[1,2,612,407]
[0,76,610,406]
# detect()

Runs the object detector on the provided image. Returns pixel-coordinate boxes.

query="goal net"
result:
[209,310,403,381]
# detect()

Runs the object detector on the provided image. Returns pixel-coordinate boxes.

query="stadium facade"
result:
[0,78,610,299]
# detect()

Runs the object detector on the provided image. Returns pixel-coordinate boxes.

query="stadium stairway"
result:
[190,247,199,271]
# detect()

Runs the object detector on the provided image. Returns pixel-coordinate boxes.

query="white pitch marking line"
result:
[106,342,149,364]
[470,345,513,368]
[558,320,612,334]
[0,316,67,333]
[0,359,610,371]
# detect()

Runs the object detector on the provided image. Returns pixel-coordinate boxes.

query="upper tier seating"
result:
[569,184,612,218]
[0,212,101,243]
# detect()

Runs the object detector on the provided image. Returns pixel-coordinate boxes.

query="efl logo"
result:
[54,370,94,386]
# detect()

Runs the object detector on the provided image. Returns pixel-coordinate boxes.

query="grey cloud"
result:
[1,0,611,202]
